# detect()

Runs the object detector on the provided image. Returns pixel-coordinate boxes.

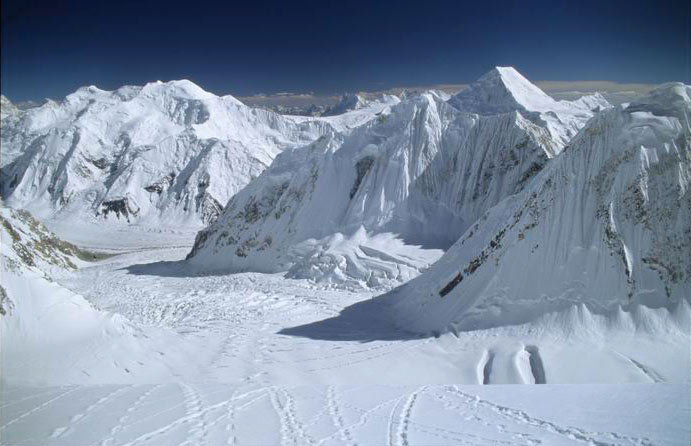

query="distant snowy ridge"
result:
[382,82,691,333]
[322,92,399,116]
[187,68,607,287]
[1,80,364,226]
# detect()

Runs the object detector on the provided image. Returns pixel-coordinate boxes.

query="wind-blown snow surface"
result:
[382,82,691,333]
[187,68,608,287]
[0,81,396,227]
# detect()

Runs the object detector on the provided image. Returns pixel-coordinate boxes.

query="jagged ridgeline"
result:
[383,83,691,333]
[187,68,610,287]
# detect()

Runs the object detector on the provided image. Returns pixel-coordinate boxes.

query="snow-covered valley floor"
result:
[2,227,690,445]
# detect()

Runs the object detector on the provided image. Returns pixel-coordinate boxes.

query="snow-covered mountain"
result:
[449,67,610,147]
[186,68,609,286]
[380,82,691,333]
[449,67,611,147]
[322,93,399,116]
[0,81,341,226]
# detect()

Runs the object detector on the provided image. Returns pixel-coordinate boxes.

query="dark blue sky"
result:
[2,0,689,101]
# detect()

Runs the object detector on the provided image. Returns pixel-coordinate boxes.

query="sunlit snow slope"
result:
[383,82,691,333]
[187,68,608,287]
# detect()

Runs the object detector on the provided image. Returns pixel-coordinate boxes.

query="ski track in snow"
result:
[2,243,689,445]
[1,382,688,445]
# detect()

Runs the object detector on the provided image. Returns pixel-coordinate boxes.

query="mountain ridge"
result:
[186,68,609,287]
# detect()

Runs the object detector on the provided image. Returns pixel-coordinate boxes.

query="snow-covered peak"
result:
[322,92,400,117]
[568,91,610,112]
[139,79,216,100]
[449,67,612,148]
[323,93,366,116]
[450,66,555,115]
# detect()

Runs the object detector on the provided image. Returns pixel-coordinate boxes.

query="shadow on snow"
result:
[278,295,424,342]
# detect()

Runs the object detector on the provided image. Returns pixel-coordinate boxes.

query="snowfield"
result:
[1,211,689,445]
[1,68,690,445]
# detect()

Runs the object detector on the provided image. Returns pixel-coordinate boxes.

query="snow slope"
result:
[187,68,606,287]
[382,82,691,333]
[0,206,186,385]
[0,81,340,226]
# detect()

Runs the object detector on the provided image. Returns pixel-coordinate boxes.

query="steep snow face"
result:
[0,81,334,226]
[384,83,691,333]
[186,86,564,287]
[449,67,610,148]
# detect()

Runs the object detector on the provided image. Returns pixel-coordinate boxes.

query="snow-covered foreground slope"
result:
[0,206,189,385]
[3,384,688,446]
[1,232,689,444]
[381,82,691,333]
[187,68,607,287]
[0,81,348,226]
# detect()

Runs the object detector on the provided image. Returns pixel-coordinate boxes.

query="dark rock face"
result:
[98,198,139,221]
[350,156,375,199]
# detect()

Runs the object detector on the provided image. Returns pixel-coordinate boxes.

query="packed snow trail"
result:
[1,228,690,445]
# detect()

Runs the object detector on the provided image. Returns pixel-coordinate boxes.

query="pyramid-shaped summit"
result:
[450,66,611,148]
[449,66,556,115]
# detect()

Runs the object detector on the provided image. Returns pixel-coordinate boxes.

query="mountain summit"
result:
[450,66,610,147]
[449,67,556,115]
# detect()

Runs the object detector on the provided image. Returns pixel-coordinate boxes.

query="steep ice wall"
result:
[383,83,691,333]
